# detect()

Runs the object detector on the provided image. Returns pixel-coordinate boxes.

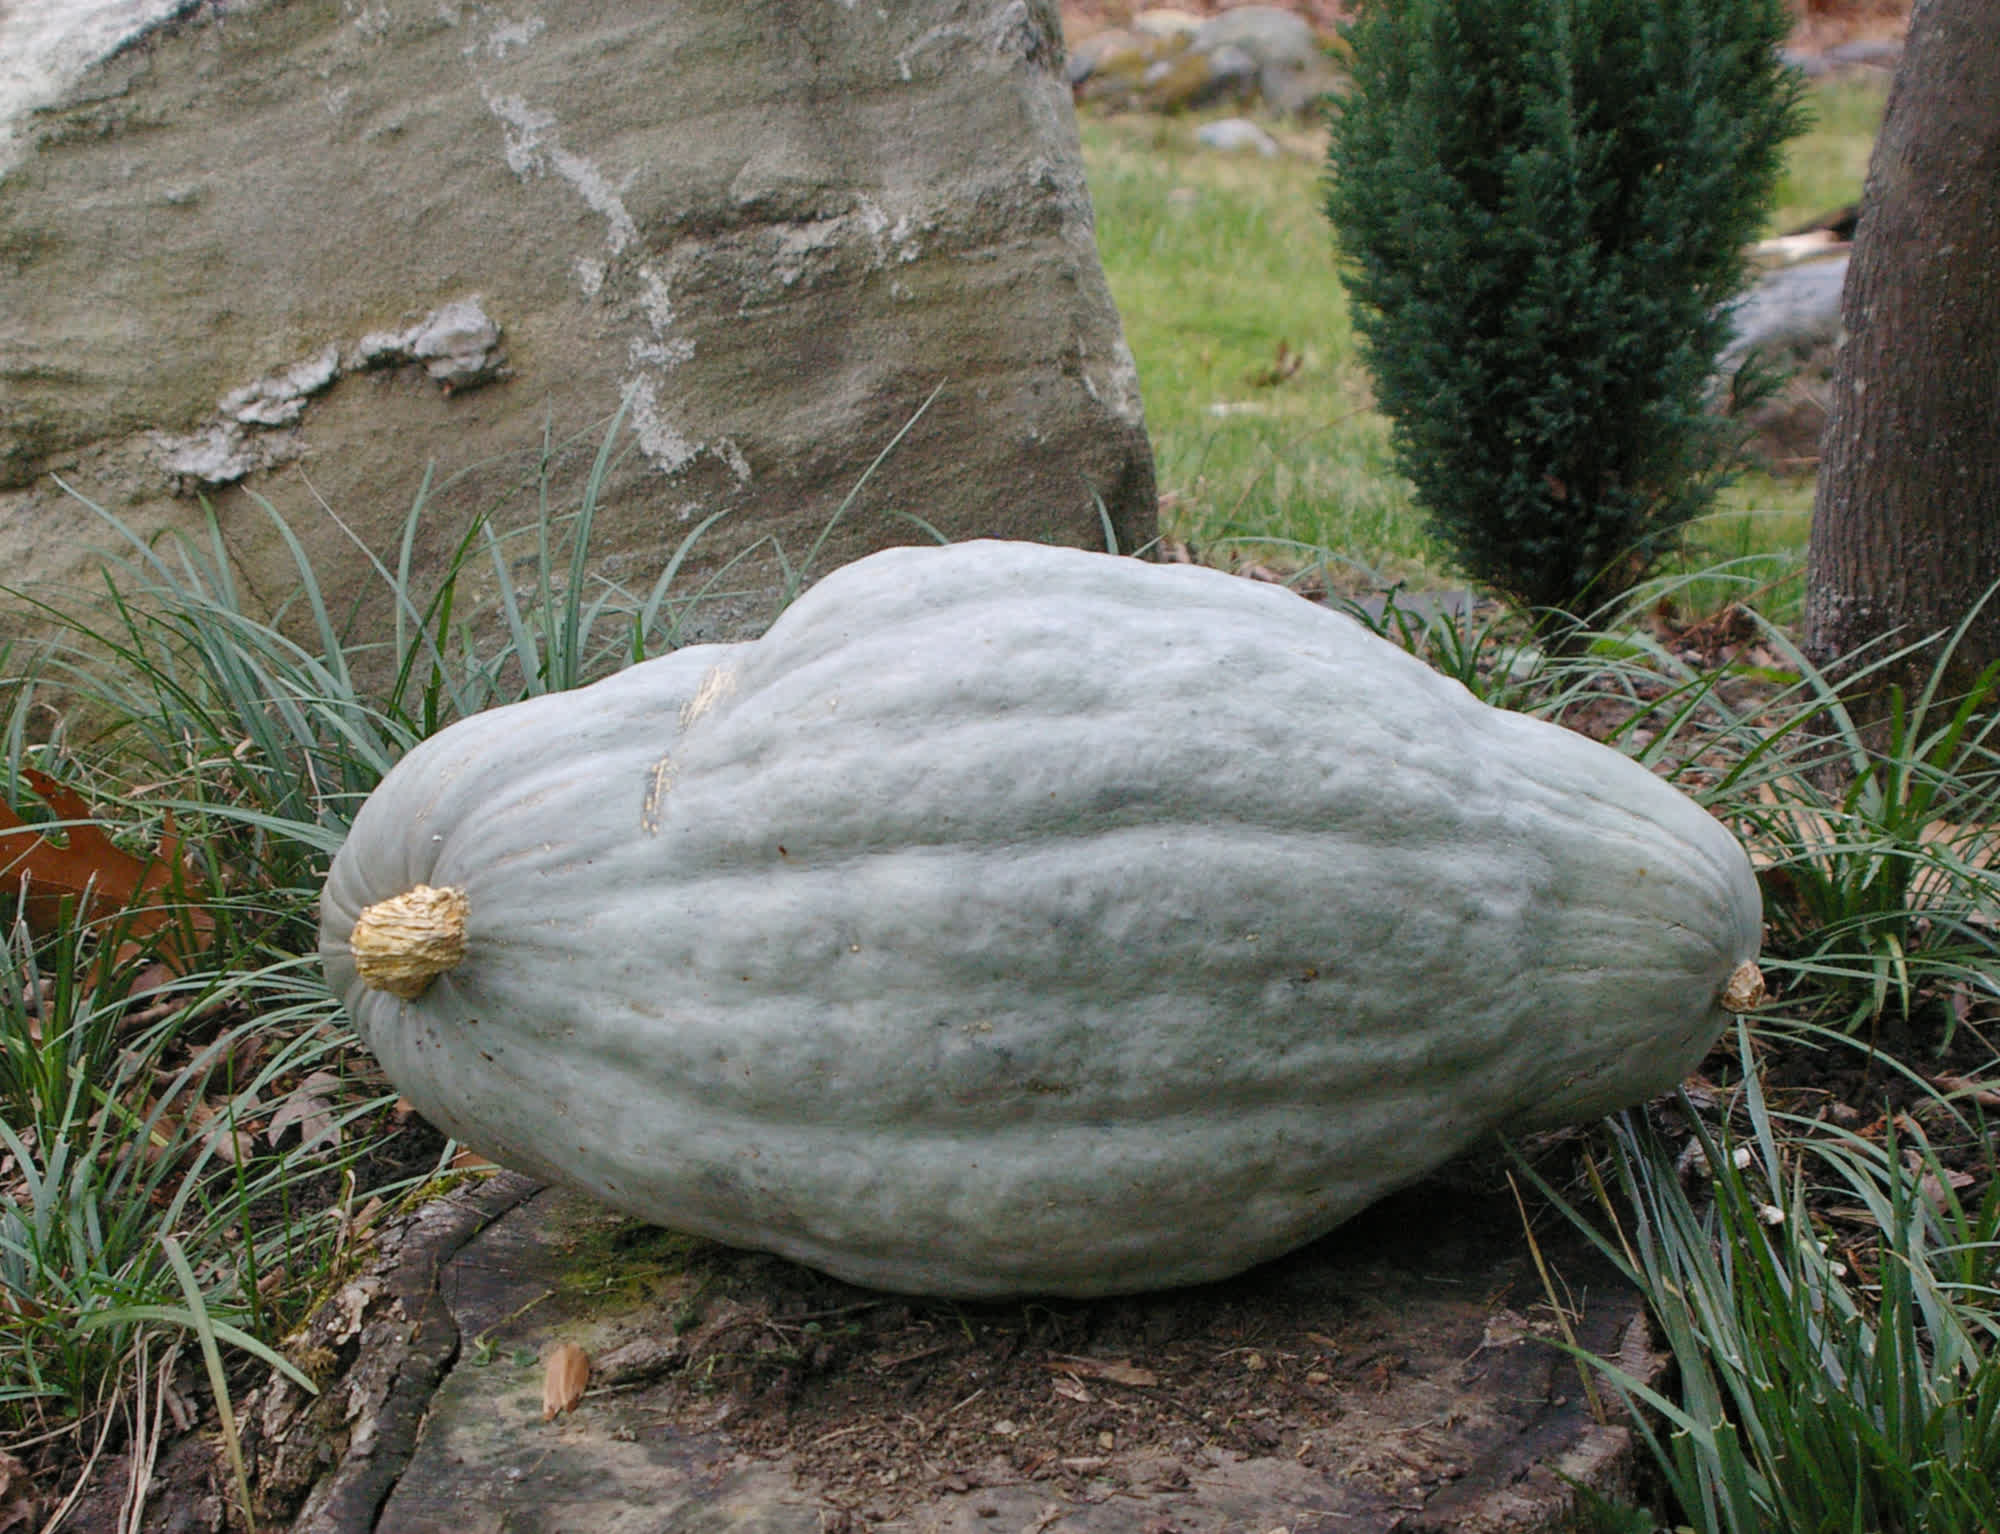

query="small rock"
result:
[1719,252,1849,373]
[1196,117,1278,156]
[1066,27,1148,87]
[1131,9,1203,41]
[1825,38,1903,70]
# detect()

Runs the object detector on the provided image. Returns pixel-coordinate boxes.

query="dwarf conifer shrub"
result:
[1324,0,1806,621]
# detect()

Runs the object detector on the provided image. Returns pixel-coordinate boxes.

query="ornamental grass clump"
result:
[1520,1030,2000,1534]
[1324,0,1808,625]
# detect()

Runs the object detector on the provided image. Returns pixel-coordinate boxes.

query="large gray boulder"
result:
[0,0,1154,641]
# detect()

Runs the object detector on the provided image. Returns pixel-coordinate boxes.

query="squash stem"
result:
[350,884,470,999]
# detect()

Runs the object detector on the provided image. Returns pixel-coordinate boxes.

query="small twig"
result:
[1508,1172,1609,1426]
[467,1287,556,1353]
[942,1386,986,1419]
[784,1301,893,1324]
[808,1421,874,1449]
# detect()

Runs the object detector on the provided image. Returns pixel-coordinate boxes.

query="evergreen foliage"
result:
[1324,0,1807,619]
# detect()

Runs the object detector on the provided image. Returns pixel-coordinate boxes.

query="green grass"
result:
[1080,71,1886,598]
[1522,1043,2000,1534]
[1079,112,1436,589]
[1771,77,1891,231]
[1672,475,1818,624]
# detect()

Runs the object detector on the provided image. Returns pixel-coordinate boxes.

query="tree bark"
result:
[1804,0,2000,699]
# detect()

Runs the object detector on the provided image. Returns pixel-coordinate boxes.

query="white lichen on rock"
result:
[151,300,505,489]
[148,422,294,489]
[355,298,507,390]
[219,345,342,427]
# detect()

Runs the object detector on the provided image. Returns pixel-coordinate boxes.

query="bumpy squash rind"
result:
[320,541,1761,1297]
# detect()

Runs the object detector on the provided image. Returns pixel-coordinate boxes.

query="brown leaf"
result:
[203,1123,256,1165]
[1045,1355,1158,1388]
[1246,338,1303,388]
[542,1342,591,1420]
[450,1146,497,1172]
[0,768,214,972]
[1050,1375,1094,1404]
[0,1292,46,1323]
[348,1196,385,1240]
[267,1071,343,1152]
[1933,1074,2000,1110]
[0,1448,29,1534]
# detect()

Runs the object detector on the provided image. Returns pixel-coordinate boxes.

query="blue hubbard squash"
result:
[321,541,1762,1297]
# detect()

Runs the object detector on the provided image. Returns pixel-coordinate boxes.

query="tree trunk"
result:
[1803,0,2000,701]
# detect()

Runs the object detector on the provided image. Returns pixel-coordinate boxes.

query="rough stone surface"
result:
[1068,3,1338,115]
[273,1169,1658,1534]
[1720,251,1850,471]
[1721,252,1851,373]
[1,0,1154,642]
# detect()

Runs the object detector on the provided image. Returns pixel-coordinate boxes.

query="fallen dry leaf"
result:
[266,1071,344,1153]
[348,1195,385,1240]
[1933,1074,2000,1110]
[1045,1355,1158,1388]
[1246,338,1303,388]
[1050,1375,1094,1404]
[450,1147,497,1172]
[1918,1166,1977,1213]
[0,768,214,972]
[0,1448,29,1534]
[200,1120,256,1166]
[542,1342,591,1420]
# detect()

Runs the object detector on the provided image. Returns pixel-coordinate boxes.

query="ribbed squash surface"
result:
[320,541,1761,1296]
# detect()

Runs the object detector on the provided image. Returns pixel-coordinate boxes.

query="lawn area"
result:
[1079,75,1889,609]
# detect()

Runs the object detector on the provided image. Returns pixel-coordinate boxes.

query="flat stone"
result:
[1196,117,1279,156]
[1721,252,1850,371]
[280,1161,1658,1533]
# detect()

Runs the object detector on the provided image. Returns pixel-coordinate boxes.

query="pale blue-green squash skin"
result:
[320,540,1761,1298]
